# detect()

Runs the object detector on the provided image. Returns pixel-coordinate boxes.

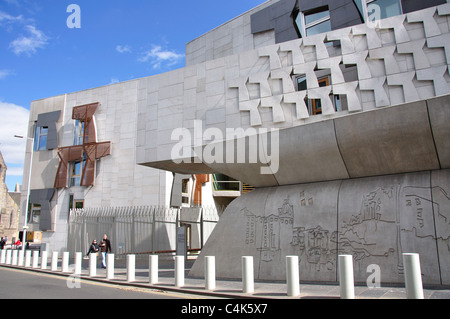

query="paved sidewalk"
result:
[2,256,450,299]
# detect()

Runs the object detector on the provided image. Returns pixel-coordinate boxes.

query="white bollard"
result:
[74,252,82,275]
[25,250,31,268]
[89,253,97,277]
[339,255,355,299]
[403,253,424,299]
[51,252,59,271]
[106,254,115,280]
[149,255,158,284]
[242,256,254,294]
[5,250,12,265]
[0,249,6,264]
[127,254,136,282]
[62,252,70,273]
[41,251,48,270]
[32,251,39,268]
[286,256,300,297]
[205,256,216,291]
[175,255,185,288]
[12,250,18,266]
[18,250,24,266]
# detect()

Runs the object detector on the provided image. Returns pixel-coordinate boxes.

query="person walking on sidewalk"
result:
[99,234,112,268]
[86,239,99,257]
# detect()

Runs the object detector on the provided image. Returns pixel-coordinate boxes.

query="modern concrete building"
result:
[22,0,450,286]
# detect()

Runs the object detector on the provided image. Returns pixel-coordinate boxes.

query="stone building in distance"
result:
[0,151,21,242]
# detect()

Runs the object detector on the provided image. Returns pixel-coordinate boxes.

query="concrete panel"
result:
[338,172,441,285]
[190,181,341,282]
[431,170,450,285]
[190,187,273,279]
[273,122,349,185]
[427,95,450,168]
[335,101,440,178]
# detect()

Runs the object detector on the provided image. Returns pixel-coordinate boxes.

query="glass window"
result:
[295,7,331,38]
[297,76,345,115]
[353,0,402,23]
[181,179,190,204]
[70,159,85,187]
[34,126,48,151]
[304,10,330,26]
[297,76,307,91]
[367,0,402,20]
[74,120,86,145]
[75,200,84,209]
[28,204,41,224]
[306,19,332,37]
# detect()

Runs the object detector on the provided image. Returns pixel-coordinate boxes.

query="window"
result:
[354,0,402,23]
[28,204,41,224]
[181,179,190,205]
[295,7,331,38]
[68,196,84,211]
[34,126,48,151]
[74,120,86,146]
[70,157,85,187]
[297,76,345,115]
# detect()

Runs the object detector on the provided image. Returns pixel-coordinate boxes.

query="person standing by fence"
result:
[99,234,112,268]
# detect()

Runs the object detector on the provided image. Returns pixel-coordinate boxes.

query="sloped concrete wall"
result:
[190,169,450,286]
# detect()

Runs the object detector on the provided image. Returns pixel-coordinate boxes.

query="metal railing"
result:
[67,206,222,258]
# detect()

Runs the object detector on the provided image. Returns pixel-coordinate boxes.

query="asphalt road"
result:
[0,267,197,299]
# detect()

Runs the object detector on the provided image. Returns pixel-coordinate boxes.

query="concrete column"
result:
[106,254,115,280]
[175,255,185,288]
[0,249,6,264]
[32,251,39,268]
[205,256,216,291]
[127,254,136,282]
[74,252,82,275]
[242,256,254,294]
[40,251,48,270]
[89,253,97,277]
[286,256,300,297]
[339,255,355,299]
[51,252,59,271]
[403,253,424,299]
[149,255,158,284]
[24,250,31,268]
[62,252,70,273]
[5,250,12,265]
[18,250,24,266]
[11,250,18,266]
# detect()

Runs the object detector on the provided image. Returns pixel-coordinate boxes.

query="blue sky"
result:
[0,0,266,191]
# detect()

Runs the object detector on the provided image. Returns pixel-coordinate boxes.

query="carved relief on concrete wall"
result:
[239,171,450,285]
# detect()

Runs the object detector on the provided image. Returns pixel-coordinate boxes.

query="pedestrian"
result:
[86,239,99,257]
[0,237,4,250]
[99,234,112,268]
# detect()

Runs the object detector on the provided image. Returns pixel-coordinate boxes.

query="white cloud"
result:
[0,10,23,24]
[0,69,14,80]
[116,44,131,54]
[0,101,29,166]
[138,45,184,69]
[9,24,49,56]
